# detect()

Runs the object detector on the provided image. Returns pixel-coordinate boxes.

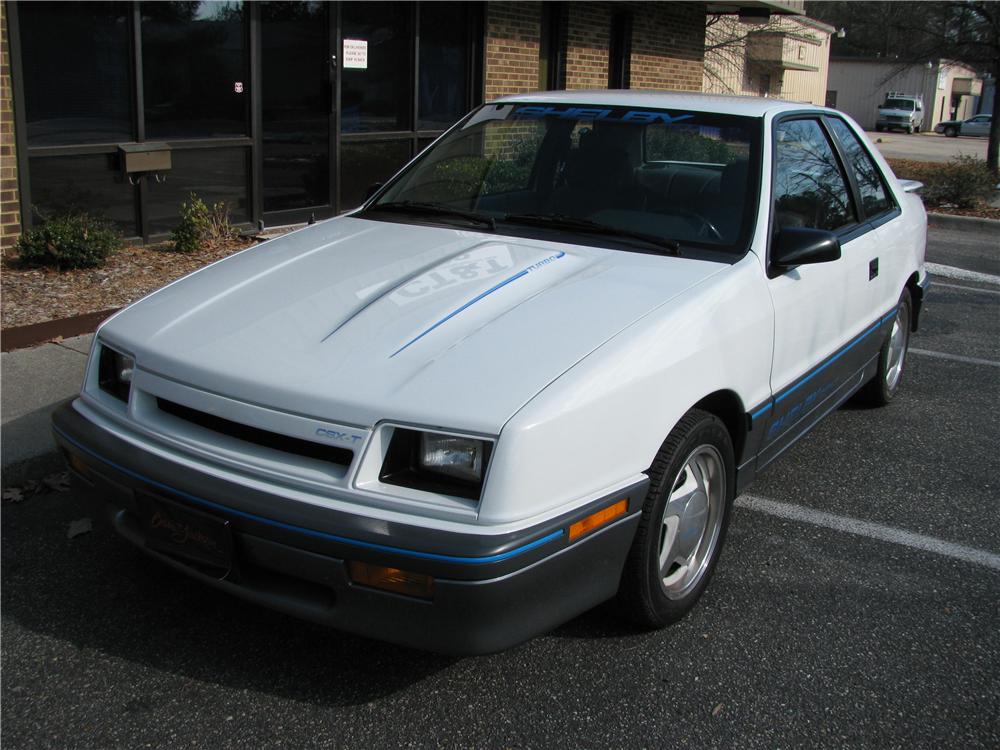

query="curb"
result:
[1,308,118,353]
[927,212,1000,231]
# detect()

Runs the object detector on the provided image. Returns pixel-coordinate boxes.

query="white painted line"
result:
[926,262,1000,286]
[932,281,1000,296]
[736,495,1000,572]
[909,348,1000,368]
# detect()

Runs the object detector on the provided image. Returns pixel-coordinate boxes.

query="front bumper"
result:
[53,400,646,654]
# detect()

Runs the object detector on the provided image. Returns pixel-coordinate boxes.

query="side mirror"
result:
[365,182,384,201]
[771,227,841,273]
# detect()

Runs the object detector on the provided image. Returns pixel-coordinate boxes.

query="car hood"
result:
[102,217,726,433]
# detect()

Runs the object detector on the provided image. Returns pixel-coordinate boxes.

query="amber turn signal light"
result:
[568,499,628,542]
[348,561,435,599]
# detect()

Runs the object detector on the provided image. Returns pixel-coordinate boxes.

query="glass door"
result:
[260,1,335,224]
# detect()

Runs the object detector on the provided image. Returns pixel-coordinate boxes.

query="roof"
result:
[492,89,824,118]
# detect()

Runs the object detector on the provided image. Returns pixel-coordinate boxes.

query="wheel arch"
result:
[691,389,749,467]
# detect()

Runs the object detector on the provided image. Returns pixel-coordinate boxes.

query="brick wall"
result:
[564,3,611,90]
[485,1,541,101]
[0,1,20,252]
[630,2,706,91]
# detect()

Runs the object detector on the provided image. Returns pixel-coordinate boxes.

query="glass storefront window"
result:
[141,1,249,139]
[28,154,138,234]
[417,2,471,131]
[340,140,412,209]
[146,148,250,233]
[341,2,411,133]
[261,1,331,213]
[18,2,132,146]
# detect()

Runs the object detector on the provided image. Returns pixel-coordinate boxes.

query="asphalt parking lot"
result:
[2,225,998,749]
[867,130,989,163]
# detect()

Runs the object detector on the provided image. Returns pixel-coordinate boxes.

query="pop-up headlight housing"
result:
[97,343,134,403]
[379,428,492,500]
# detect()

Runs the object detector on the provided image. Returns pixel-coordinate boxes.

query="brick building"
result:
[1,0,802,245]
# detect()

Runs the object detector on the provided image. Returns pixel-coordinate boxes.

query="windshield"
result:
[882,99,915,111]
[369,103,761,254]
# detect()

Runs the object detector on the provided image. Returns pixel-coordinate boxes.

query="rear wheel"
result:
[618,409,734,627]
[859,288,912,406]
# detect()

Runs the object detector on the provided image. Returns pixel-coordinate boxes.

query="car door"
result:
[758,115,883,467]
[965,116,991,137]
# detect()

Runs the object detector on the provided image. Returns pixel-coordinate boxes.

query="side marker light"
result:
[568,499,628,542]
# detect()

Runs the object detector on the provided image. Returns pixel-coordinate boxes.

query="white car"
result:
[54,91,928,654]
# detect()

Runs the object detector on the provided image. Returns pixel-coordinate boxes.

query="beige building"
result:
[826,59,983,132]
[703,12,834,104]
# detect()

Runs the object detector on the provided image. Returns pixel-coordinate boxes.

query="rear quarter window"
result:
[826,118,893,218]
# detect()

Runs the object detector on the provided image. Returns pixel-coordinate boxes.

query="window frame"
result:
[766,111,864,275]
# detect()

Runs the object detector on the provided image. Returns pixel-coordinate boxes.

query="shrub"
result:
[889,155,996,209]
[170,193,241,253]
[15,213,122,270]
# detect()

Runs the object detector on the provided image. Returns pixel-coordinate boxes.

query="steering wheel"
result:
[669,206,724,242]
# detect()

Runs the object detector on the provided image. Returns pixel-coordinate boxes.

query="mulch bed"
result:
[1,238,256,330]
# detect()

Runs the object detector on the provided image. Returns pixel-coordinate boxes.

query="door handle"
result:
[869,258,879,280]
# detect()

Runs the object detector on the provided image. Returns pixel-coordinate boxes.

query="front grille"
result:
[157,398,354,467]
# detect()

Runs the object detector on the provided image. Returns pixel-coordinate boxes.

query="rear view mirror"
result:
[771,227,841,273]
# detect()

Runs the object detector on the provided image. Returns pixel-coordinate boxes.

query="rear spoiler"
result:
[898,179,923,194]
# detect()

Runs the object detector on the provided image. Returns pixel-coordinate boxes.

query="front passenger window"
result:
[773,119,855,232]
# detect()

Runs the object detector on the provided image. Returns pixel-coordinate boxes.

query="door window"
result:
[773,119,856,232]
[261,1,331,213]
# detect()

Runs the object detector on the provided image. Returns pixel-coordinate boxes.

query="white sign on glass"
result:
[344,39,368,70]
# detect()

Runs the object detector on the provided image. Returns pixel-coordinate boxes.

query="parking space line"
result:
[909,348,1000,367]
[926,262,1000,286]
[932,281,1000,296]
[736,495,1000,572]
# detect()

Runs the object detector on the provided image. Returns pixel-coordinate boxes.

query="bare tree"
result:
[809,1,1000,174]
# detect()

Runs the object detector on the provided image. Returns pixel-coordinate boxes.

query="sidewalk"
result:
[1,334,92,485]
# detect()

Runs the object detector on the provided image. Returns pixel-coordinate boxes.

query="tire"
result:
[914,124,920,133]
[945,126,958,138]
[906,125,913,134]
[618,409,735,628]
[875,124,884,133]
[858,288,912,406]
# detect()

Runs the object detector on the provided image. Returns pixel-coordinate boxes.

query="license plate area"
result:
[135,493,235,579]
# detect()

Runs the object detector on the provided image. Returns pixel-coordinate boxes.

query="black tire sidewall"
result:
[876,289,913,403]
[636,412,735,625]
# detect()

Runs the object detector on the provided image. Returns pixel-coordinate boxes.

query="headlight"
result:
[419,433,484,483]
[98,344,134,403]
[379,428,492,500]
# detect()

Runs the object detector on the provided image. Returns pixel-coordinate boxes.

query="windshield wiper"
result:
[364,201,496,231]
[501,213,679,256]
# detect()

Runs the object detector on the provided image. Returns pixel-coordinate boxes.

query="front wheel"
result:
[945,126,958,137]
[859,288,912,406]
[618,410,734,627]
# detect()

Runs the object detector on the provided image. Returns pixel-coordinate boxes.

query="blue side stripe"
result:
[750,403,772,420]
[390,251,566,358]
[54,426,563,565]
[774,310,892,406]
